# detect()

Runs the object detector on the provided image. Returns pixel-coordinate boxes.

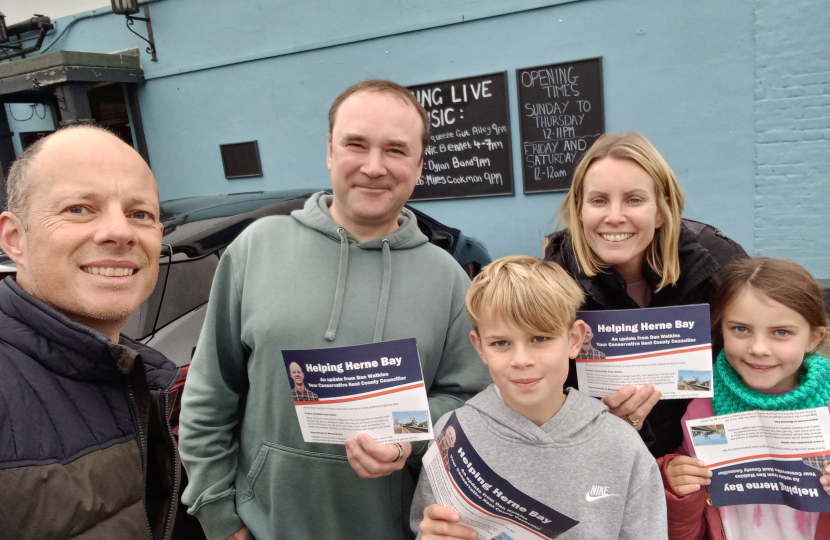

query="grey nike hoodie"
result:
[410,385,668,539]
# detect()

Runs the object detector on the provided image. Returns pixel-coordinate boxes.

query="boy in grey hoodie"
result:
[411,256,668,540]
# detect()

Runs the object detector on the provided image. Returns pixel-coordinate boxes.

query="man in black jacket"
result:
[0,126,179,539]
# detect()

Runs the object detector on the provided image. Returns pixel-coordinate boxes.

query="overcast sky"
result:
[5,1,109,26]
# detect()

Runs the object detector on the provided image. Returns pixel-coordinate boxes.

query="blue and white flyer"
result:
[281,338,434,445]
[687,407,830,512]
[574,304,714,400]
[422,413,578,539]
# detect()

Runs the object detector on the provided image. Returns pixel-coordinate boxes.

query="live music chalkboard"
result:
[517,57,605,194]
[409,72,514,201]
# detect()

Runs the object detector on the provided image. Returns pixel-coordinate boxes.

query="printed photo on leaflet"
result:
[282,338,434,445]
[575,304,714,400]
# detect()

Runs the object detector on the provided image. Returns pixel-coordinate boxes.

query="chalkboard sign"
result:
[516,57,605,194]
[409,72,514,201]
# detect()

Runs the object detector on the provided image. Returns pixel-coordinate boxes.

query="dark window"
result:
[220,141,263,179]
[19,131,53,151]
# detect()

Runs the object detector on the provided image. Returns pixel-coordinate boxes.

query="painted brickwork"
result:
[754,0,830,276]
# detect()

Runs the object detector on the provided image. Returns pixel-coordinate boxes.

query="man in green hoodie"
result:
[178,80,491,540]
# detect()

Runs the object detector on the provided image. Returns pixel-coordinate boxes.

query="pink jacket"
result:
[656,399,830,540]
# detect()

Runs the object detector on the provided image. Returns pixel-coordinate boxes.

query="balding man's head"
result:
[0,125,163,341]
[5,125,132,228]
[289,362,306,388]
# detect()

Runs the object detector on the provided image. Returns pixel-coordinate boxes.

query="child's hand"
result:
[420,504,478,540]
[666,456,712,495]
[820,464,830,494]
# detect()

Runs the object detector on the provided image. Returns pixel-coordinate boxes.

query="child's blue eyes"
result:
[731,326,791,337]
[490,337,547,347]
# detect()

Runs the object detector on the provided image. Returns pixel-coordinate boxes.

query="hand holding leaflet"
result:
[419,505,477,540]
[665,456,712,495]
[345,434,412,479]
[600,383,662,431]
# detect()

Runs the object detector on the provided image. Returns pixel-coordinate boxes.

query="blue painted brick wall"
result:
[754,0,830,277]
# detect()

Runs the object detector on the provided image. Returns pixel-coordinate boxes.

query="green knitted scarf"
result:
[712,349,830,415]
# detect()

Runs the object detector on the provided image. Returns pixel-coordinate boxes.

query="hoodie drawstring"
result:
[325,228,349,341]
[372,239,392,343]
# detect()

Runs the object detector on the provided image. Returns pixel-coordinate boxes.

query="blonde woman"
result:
[544,132,746,458]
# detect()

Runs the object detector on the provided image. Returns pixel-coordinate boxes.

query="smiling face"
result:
[580,157,665,279]
[289,362,305,388]
[470,315,585,426]
[441,426,456,452]
[582,325,594,352]
[0,129,163,339]
[722,288,825,391]
[327,91,424,241]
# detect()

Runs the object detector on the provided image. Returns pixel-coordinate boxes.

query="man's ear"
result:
[326,133,333,171]
[470,330,488,365]
[0,211,26,265]
[568,320,588,359]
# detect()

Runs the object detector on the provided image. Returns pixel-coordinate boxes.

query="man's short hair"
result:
[328,79,430,154]
[466,255,585,338]
[4,125,117,227]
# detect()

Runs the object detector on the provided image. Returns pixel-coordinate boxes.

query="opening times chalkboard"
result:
[517,57,605,194]
[409,72,514,201]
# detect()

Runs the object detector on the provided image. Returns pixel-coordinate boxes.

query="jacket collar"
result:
[0,277,177,388]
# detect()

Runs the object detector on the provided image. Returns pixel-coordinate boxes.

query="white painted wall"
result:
[4,0,108,25]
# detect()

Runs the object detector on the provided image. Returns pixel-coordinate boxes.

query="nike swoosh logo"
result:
[585,493,619,502]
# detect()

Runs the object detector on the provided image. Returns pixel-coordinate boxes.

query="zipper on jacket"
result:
[160,371,180,540]
[128,383,155,539]
[706,497,727,539]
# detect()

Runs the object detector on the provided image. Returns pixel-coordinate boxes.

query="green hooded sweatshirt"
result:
[179,192,491,540]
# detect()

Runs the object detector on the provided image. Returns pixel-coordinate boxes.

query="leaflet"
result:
[687,407,830,512]
[422,413,578,539]
[574,304,713,400]
[281,338,433,445]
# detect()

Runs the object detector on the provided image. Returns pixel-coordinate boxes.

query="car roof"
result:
[160,189,323,260]
[159,189,319,222]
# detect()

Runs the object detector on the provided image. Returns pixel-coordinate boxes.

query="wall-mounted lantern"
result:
[110,0,141,15]
[111,0,157,61]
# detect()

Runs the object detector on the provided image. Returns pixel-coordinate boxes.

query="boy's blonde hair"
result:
[466,255,585,337]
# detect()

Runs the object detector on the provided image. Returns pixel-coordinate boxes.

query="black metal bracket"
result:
[124,4,157,62]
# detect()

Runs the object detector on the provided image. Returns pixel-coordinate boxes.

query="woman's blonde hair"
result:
[466,255,585,338]
[558,132,685,291]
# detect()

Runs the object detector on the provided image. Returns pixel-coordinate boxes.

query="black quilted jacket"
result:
[0,278,180,540]
[545,219,747,458]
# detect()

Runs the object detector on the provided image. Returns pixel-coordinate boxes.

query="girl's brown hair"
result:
[711,258,830,356]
